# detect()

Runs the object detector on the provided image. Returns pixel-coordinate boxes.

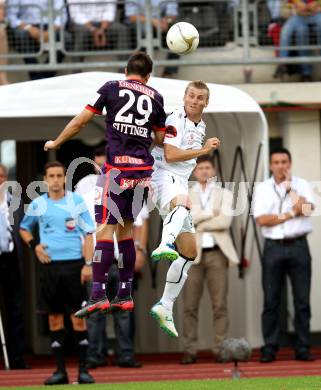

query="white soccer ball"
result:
[166,22,199,55]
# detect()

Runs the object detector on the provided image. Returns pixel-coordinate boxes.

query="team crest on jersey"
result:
[65,218,76,231]
[94,186,103,205]
[188,133,195,145]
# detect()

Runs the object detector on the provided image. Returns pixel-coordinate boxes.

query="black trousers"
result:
[261,236,311,354]
[0,250,25,364]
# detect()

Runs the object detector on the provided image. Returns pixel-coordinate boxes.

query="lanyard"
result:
[273,184,288,214]
[200,186,213,210]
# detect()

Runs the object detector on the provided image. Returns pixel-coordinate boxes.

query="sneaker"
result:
[110,296,134,313]
[180,353,197,365]
[118,358,142,368]
[150,302,178,337]
[44,370,68,385]
[151,243,179,262]
[78,370,95,384]
[74,297,110,318]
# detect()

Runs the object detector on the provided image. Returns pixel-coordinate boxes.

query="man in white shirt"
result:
[149,81,220,337]
[252,147,315,363]
[67,0,129,61]
[181,155,239,364]
[7,0,69,80]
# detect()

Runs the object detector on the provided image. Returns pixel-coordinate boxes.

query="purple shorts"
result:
[94,164,151,225]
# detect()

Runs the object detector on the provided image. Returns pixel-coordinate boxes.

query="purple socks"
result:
[91,240,114,300]
[117,238,136,299]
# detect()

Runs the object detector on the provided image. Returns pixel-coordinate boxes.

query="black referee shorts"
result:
[39,259,86,314]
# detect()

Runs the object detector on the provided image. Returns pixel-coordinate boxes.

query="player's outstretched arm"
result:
[44,109,95,151]
[164,137,220,163]
[153,129,166,146]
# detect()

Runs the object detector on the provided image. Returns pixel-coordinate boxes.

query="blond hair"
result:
[185,80,210,101]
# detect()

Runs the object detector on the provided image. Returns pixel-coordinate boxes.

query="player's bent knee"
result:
[170,195,191,211]
[179,252,196,262]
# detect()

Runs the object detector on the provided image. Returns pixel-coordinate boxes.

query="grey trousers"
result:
[183,248,228,356]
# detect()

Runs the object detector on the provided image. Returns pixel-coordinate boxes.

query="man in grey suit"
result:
[181,155,239,364]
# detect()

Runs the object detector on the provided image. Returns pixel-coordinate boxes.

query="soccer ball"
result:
[166,22,199,55]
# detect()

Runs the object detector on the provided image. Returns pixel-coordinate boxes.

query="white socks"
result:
[160,256,193,311]
[161,206,189,247]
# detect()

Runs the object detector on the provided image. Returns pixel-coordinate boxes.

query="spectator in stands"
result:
[6,0,70,80]
[181,156,239,365]
[124,0,179,78]
[0,1,9,84]
[252,147,315,363]
[66,0,129,68]
[20,161,95,385]
[0,164,27,369]
[279,0,321,81]
[75,147,142,368]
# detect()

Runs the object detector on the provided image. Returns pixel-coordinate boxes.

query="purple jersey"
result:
[86,78,166,179]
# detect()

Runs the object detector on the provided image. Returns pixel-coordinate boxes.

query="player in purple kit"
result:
[44,52,166,318]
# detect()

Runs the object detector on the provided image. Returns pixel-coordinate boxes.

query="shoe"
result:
[110,296,134,312]
[44,370,69,385]
[260,351,276,363]
[86,356,107,369]
[74,297,110,318]
[78,370,95,384]
[214,354,225,363]
[118,359,142,368]
[151,243,179,262]
[295,351,315,362]
[180,353,197,364]
[150,302,178,337]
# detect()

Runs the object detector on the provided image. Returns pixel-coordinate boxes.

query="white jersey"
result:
[152,107,206,179]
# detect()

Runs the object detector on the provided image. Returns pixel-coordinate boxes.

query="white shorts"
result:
[150,168,195,234]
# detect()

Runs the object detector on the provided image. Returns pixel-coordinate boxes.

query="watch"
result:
[85,260,92,266]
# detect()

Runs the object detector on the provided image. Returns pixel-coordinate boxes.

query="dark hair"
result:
[270,147,292,162]
[126,51,153,78]
[196,155,214,166]
[43,161,66,176]
[93,145,106,157]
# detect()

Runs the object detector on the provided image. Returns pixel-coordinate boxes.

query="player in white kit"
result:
[149,81,220,337]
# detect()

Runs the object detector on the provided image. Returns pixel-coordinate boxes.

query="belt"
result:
[267,235,306,245]
[202,246,220,253]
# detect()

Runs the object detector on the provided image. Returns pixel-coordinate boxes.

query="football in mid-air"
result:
[166,22,199,55]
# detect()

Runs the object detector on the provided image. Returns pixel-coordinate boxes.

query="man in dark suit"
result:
[0,163,27,369]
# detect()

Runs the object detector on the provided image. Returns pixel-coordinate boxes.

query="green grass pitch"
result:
[2,377,321,390]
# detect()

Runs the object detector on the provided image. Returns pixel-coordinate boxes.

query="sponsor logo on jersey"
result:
[119,177,151,189]
[65,218,76,231]
[114,155,145,165]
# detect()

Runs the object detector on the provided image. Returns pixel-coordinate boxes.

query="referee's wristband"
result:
[28,238,38,250]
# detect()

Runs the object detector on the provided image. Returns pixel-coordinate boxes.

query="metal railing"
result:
[2,0,321,73]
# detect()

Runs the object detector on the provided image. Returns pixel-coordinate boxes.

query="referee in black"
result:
[20,162,96,385]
